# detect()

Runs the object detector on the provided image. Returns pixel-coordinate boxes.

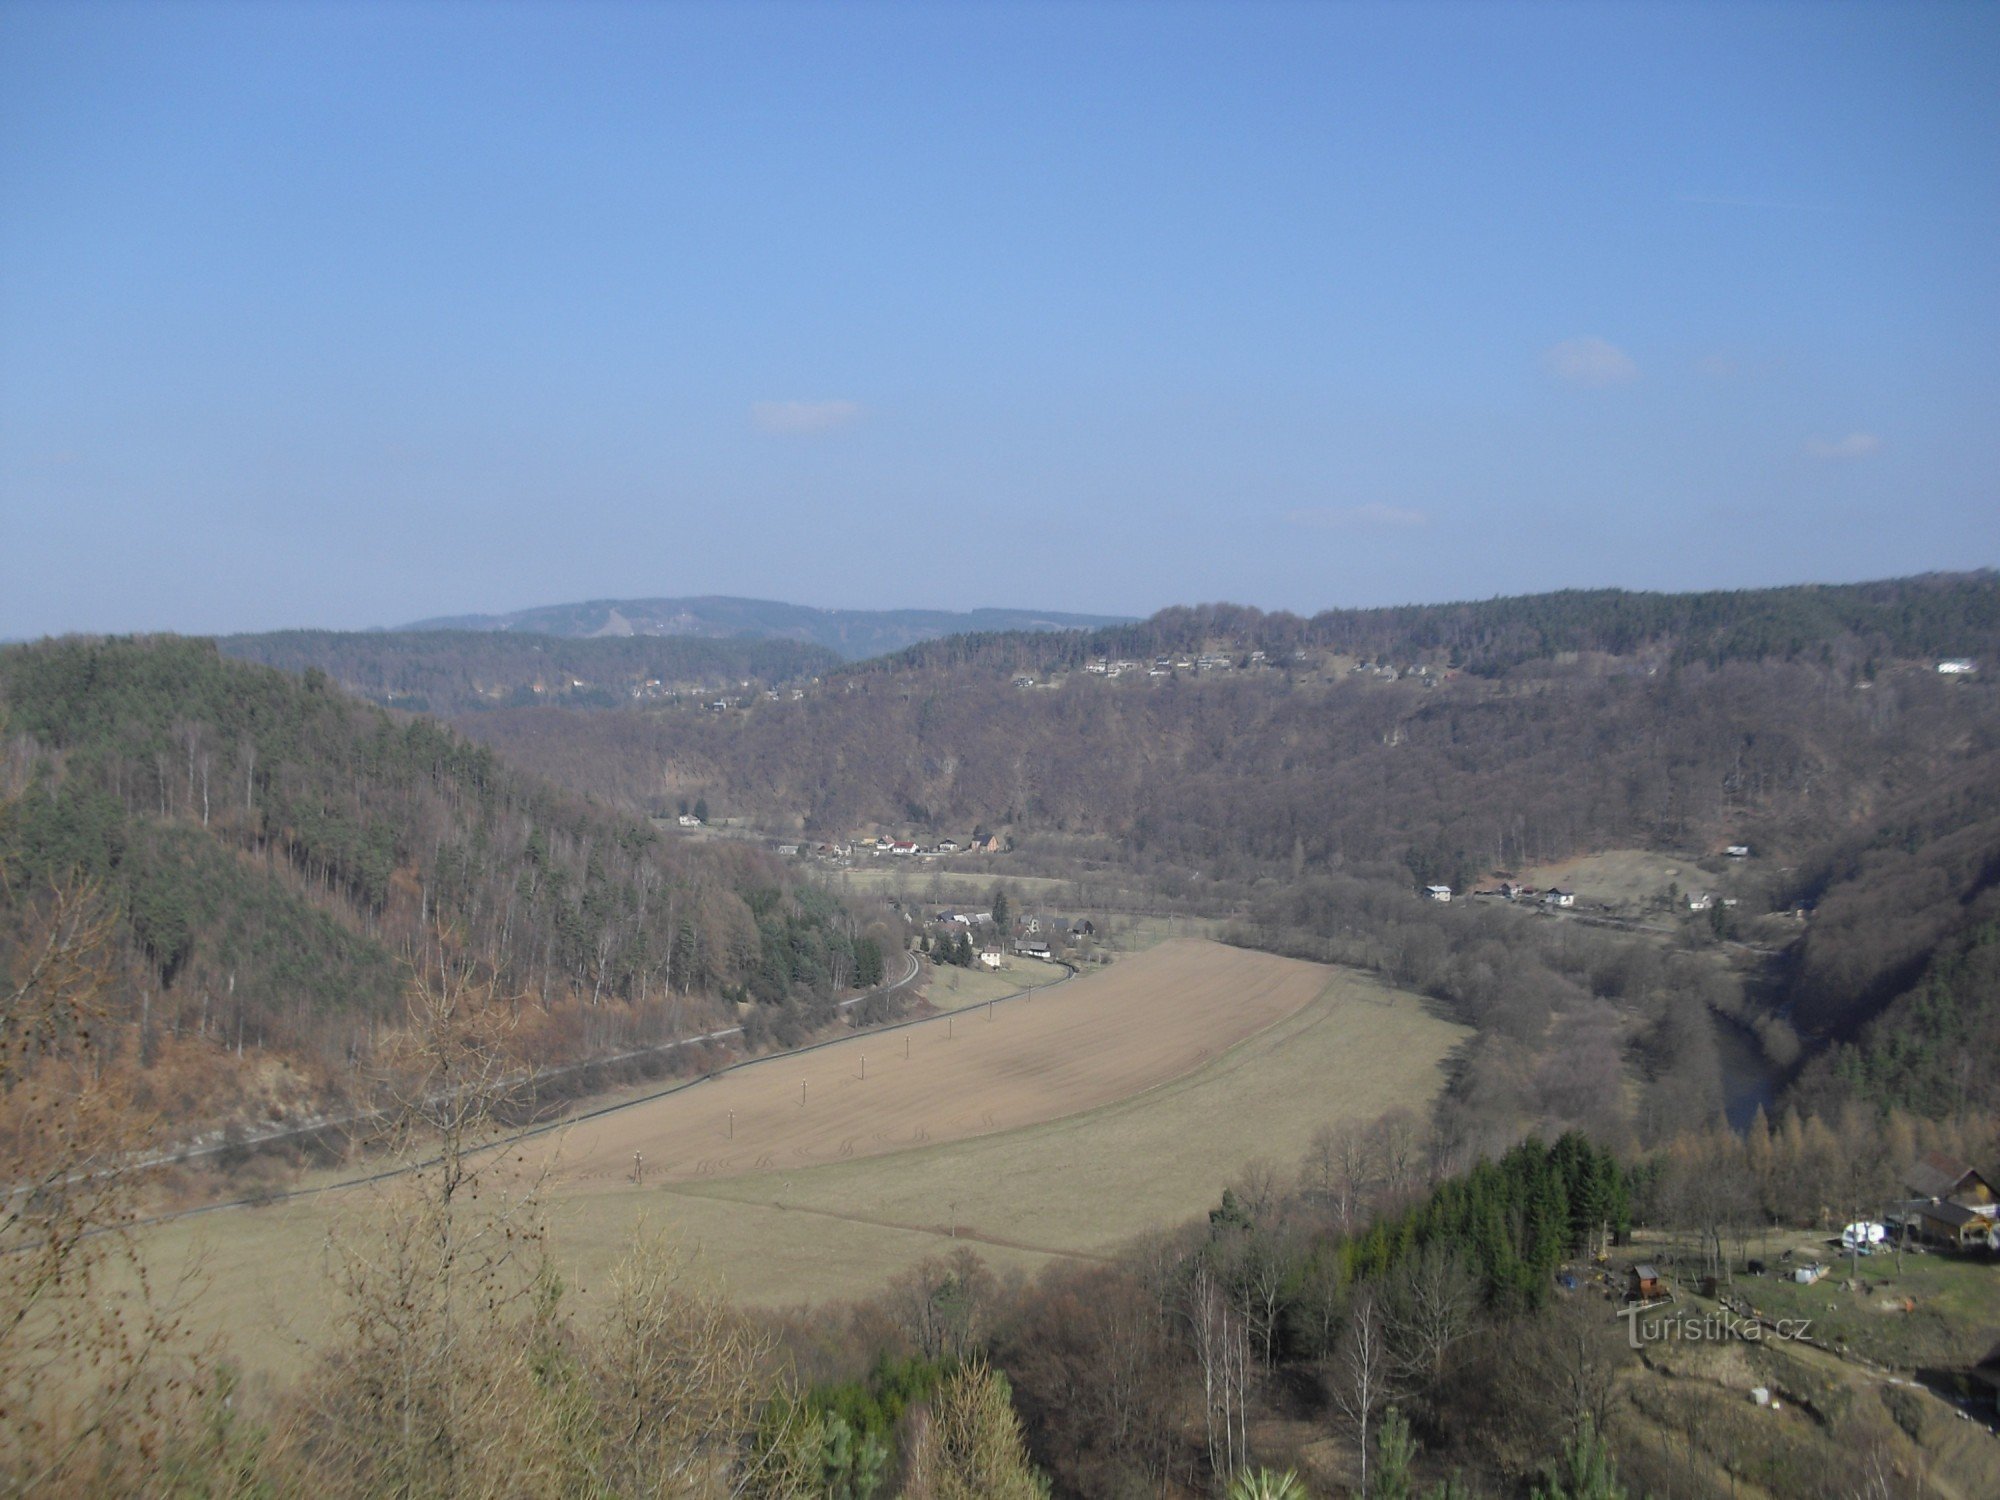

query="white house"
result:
[1423,885,1453,903]
[1687,891,1714,912]
[1724,844,1751,858]
[1543,888,1576,909]
[677,814,703,828]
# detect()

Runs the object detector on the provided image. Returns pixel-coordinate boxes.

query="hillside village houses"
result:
[1895,1154,1999,1252]
[853,832,999,859]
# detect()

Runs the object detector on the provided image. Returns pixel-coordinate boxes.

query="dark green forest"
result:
[0,637,897,1129]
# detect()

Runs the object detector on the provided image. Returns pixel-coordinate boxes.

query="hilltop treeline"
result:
[0,636,892,1130]
[219,630,840,714]
[869,572,2000,678]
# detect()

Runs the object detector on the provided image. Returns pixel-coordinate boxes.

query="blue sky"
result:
[3,0,1995,636]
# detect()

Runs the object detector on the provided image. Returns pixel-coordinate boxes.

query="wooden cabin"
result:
[1626,1264,1664,1301]
[1905,1154,1997,1210]
[1905,1199,1996,1252]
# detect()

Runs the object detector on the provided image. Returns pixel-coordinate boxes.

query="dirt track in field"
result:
[535,939,1329,1190]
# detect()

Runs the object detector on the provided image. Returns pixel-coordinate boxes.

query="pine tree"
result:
[1371,1407,1416,1500]
[1530,1417,1627,1500]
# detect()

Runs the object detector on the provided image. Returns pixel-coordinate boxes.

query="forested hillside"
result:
[873,572,2000,678]
[447,576,2000,1127]
[219,630,840,715]
[462,645,1993,890]
[0,637,894,1136]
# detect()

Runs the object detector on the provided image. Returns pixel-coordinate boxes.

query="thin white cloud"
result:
[1286,503,1429,532]
[1542,336,1640,388]
[1805,432,1881,461]
[751,399,863,434]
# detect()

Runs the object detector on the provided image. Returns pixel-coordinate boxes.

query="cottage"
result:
[1015,939,1052,959]
[1903,1199,1995,1252]
[935,839,961,853]
[1543,888,1576,909]
[1423,884,1453,903]
[1686,891,1714,912]
[1070,919,1096,938]
[978,949,1004,970]
[1724,844,1752,859]
[1905,1154,1997,1210]
[677,814,703,828]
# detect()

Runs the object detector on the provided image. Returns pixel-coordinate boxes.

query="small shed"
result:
[1627,1264,1663,1300]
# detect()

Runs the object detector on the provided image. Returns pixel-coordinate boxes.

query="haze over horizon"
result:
[4,1,1996,639]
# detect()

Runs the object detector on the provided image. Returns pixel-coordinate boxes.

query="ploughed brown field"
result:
[535,938,1330,1190]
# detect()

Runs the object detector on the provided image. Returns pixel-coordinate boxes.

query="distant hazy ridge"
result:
[398,595,1133,661]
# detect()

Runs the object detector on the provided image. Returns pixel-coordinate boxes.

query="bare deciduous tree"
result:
[1329,1286,1392,1496]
